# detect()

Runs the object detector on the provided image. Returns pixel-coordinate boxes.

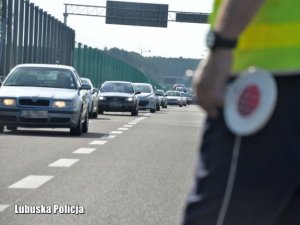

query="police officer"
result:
[182,0,300,224]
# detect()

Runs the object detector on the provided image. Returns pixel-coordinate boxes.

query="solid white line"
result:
[123,124,133,128]
[9,175,54,189]
[89,140,108,145]
[73,148,96,154]
[0,205,9,213]
[118,127,129,131]
[48,159,79,167]
[110,131,123,134]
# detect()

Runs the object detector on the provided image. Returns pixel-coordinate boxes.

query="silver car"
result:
[0,64,90,135]
[81,78,99,119]
[133,83,160,113]
[166,90,184,107]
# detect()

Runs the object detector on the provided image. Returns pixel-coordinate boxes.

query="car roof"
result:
[166,90,180,93]
[103,81,132,84]
[15,64,75,70]
[133,83,151,86]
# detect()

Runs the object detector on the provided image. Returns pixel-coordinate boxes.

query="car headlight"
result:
[126,97,133,102]
[99,96,106,101]
[2,98,16,107]
[52,101,72,108]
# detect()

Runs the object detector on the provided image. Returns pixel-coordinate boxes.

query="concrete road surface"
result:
[0,105,206,225]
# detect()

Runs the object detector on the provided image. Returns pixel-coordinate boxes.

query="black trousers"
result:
[182,75,300,225]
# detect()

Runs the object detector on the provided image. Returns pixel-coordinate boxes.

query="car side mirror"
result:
[93,88,99,94]
[80,83,91,90]
[135,91,141,95]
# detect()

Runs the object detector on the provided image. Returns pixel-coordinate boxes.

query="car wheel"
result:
[70,114,83,136]
[88,104,93,119]
[6,126,17,131]
[150,107,156,113]
[156,103,161,111]
[92,103,98,118]
[179,104,183,107]
[0,125,4,133]
[82,112,89,133]
[131,105,139,116]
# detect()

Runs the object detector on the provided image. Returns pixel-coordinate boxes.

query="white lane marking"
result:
[118,127,129,131]
[89,140,108,145]
[144,113,151,117]
[9,175,54,189]
[101,135,116,139]
[135,117,146,120]
[73,148,97,154]
[0,205,9,213]
[128,122,137,125]
[124,124,133,128]
[110,131,123,134]
[48,159,79,167]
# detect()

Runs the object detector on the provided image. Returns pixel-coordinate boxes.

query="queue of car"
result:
[0,64,196,136]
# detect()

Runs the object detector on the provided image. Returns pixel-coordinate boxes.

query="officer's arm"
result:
[194,0,265,117]
[214,0,265,38]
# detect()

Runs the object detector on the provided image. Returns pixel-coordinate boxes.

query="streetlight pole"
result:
[139,48,151,72]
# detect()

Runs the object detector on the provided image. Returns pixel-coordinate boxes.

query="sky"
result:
[30,0,213,59]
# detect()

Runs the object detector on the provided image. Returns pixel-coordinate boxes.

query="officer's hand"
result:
[194,50,232,118]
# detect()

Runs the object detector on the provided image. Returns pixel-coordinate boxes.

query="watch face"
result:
[206,31,215,48]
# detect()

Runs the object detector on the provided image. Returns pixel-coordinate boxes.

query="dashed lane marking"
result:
[110,131,123,135]
[9,175,54,189]
[101,135,116,139]
[48,159,79,168]
[118,128,129,131]
[123,125,133,128]
[0,205,9,213]
[73,148,97,154]
[128,122,138,125]
[89,140,108,145]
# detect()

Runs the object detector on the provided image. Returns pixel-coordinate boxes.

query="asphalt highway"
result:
[0,105,206,225]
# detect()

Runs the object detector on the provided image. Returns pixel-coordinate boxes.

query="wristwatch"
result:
[206,30,238,51]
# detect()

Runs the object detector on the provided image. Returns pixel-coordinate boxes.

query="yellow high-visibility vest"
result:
[210,0,300,74]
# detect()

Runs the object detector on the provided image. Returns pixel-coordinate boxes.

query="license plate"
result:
[21,110,48,118]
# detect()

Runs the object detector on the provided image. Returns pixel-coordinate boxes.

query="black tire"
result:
[6,126,17,131]
[156,102,161,111]
[0,125,4,133]
[131,109,138,116]
[98,109,104,114]
[70,114,83,136]
[92,103,98,118]
[88,104,93,119]
[92,111,98,118]
[82,112,89,133]
[179,104,183,107]
[162,102,167,108]
[150,108,156,113]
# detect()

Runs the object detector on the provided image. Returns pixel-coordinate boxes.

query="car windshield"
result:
[156,90,164,96]
[100,82,134,94]
[4,67,77,89]
[134,84,152,93]
[166,91,180,96]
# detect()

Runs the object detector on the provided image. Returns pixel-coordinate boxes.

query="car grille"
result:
[20,118,48,123]
[19,99,50,107]
[50,118,70,123]
[0,115,17,121]
[139,100,149,107]
[106,97,126,102]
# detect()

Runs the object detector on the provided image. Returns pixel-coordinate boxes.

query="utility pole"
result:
[139,48,151,72]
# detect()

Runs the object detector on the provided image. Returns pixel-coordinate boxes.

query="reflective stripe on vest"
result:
[210,0,300,73]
